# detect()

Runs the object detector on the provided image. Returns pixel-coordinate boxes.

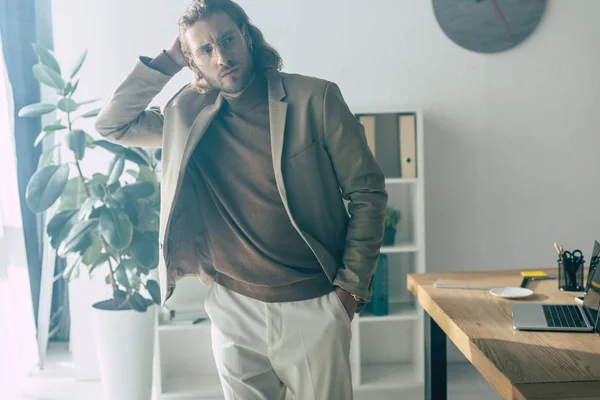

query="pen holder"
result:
[558,258,584,292]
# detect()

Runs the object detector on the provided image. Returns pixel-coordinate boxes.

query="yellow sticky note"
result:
[521,270,548,278]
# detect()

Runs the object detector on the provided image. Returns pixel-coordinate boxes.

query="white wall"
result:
[51,0,600,361]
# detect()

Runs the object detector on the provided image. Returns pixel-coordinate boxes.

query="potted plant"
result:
[383,206,401,246]
[19,44,161,400]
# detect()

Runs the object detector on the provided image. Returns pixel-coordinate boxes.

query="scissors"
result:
[562,249,584,265]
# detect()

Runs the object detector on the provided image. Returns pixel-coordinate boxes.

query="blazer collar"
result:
[266,69,286,101]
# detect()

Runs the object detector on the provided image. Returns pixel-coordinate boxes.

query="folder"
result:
[359,115,376,156]
[398,114,416,178]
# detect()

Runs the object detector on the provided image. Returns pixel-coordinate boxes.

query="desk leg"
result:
[425,313,447,400]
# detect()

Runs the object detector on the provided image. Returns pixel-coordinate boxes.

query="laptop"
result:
[512,263,600,332]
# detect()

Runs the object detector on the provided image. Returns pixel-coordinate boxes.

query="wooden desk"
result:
[407,269,600,400]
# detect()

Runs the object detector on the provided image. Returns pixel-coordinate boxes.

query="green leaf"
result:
[18,103,56,118]
[32,44,61,75]
[129,230,158,270]
[88,253,109,276]
[58,219,99,257]
[126,169,139,180]
[123,259,141,289]
[145,280,161,304]
[135,205,159,232]
[47,210,78,248]
[91,140,149,166]
[88,174,108,199]
[26,165,69,213]
[57,98,79,113]
[81,234,103,266]
[114,289,127,305]
[80,108,101,118]
[66,130,87,160]
[78,98,100,107]
[33,122,67,147]
[79,196,98,219]
[84,131,95,144]
[34,122,68,147]
[128,147,152,166]
[99,208,133,251]
[122,199,139,225]
[58,177,87,212]
[69,79,80,96]
[107,153,126,185]
[34,131,55,148]
[154,149,162,161]
[129,293,148,312]
[114,263,130,289]
[89,205,106,219]
[62,82,73,97]
[37,144,61,168]
[136,165,157,184]
[116,182,155,200]
[72,231,93,254]
[70,49,88,79]
[62,256,82,280]
[90,139,125,153]
[44,121,67,132]
[33,63,65,90]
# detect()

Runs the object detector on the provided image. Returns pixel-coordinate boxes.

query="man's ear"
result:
[184,52,193,67]
[241,24,253,49]
[185,53,202,77]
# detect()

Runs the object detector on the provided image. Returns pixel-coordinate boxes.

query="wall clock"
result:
[432,0,547,53]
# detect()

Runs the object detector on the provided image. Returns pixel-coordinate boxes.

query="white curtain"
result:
[0,33,39,398]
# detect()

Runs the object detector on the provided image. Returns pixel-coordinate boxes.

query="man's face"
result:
[184,12,254,96]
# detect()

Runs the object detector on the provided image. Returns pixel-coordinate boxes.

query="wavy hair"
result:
[178,0,283,94]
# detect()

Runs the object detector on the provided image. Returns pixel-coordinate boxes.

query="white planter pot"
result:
[92,300,156,400]
[68,269,111,380]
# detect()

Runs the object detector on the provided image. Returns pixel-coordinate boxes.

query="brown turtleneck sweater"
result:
[187,74,333,302]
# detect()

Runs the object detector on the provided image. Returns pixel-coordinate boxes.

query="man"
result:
[95,0,387,398]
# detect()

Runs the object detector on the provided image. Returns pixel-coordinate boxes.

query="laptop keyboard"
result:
[543,305,587,328]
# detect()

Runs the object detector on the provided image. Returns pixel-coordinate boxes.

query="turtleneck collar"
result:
[221,72,268,114]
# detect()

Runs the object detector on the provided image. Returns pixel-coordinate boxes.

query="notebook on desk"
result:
[512,266,600,332]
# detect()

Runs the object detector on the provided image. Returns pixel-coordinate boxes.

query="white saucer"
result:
[489,287,533,299]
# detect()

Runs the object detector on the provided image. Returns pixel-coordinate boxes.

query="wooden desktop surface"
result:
[408,269,600,400]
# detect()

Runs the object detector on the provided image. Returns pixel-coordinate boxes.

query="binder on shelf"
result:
[398,114,416,178]
[359,115,376,156]
[365,254,389,316]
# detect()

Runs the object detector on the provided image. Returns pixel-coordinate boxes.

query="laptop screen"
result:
[583,266,600,329]
[586,240,600,293]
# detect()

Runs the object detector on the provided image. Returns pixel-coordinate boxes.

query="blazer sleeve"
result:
[94,51,182,148]
[322,82,388,306]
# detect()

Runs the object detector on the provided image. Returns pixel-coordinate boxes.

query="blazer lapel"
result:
[162,92,223,254]
[267,71,289,202]
[179,93,224,173]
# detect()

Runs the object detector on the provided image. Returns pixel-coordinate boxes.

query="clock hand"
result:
[490,0,512,38]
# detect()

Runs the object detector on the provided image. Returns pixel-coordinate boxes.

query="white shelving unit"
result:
[351,109,426,396]
[153,110,425,398]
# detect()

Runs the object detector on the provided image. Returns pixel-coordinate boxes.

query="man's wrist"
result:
[335,286,361,303]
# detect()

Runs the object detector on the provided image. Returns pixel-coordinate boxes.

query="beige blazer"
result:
[95,56,387,309]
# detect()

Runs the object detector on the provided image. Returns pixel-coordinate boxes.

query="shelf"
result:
[380,243,419,253]
[158,318,211,332]
[359,302,419,323]
[356,363,420,391]
[160,375,222,399]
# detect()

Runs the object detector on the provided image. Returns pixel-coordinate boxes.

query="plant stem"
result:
[66,100,91,197]
[106,257,118,296]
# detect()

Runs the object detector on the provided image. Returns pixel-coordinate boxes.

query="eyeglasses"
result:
[189,31,246,66]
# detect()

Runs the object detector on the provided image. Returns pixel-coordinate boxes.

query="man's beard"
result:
[204,63,254,96]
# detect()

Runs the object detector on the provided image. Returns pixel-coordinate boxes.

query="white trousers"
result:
[204,283,354,400]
